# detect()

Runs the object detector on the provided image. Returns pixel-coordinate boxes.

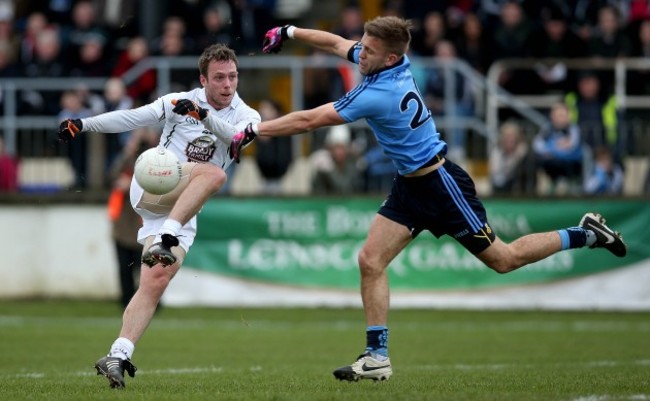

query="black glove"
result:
[172,98,208,120]
[58,118,82,143]
[262,25,293,54]
[228,123,257,163]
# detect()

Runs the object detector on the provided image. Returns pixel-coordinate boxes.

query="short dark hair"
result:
[198,44,238,76]
[364,16,412,56]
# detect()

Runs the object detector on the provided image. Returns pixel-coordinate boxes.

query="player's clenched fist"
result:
[262,25,294,54]
[228,123,257,163]
[58,118,82,143]
[172,99,208,121]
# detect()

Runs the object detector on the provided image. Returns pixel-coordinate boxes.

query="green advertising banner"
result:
[185,198,650,290]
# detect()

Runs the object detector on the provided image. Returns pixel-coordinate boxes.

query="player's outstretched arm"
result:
[229,103,345,163]
[71,105,161,134]
[263,25,357,59]
[259,102,345,137]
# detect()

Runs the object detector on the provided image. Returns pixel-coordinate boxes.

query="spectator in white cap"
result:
[310,125,363,194]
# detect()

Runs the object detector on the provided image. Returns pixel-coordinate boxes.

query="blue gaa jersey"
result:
[334,43,447,175]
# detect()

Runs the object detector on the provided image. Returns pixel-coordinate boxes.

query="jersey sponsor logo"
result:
[186,135,216,163]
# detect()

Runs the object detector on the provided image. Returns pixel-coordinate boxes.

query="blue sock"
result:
[557,227,587,250]
[365,325,389,357]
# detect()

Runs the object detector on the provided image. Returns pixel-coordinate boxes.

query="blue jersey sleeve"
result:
[334,75,386,123]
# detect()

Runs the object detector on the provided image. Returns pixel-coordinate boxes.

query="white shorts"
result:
[129,163,197,252]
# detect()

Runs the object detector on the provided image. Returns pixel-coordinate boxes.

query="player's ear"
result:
[199,74,207,87]
[385,53,399,67]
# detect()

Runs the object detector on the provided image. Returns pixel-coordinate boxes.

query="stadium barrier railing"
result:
[1,56,649,195]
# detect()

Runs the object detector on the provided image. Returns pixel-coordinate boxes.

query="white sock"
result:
[109,337,135,360]
[154,219,182,243]
[585,230,597,247]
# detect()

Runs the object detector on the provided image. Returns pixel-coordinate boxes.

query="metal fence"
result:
[487,57,650,156]
[1,55,649,195]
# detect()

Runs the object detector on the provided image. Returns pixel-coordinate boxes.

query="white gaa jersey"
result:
[81,87,261,171]
[80,88,261,251]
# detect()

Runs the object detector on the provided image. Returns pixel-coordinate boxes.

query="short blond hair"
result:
[364,16,412,56]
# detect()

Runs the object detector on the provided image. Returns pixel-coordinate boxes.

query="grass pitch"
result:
[0,300,648,401]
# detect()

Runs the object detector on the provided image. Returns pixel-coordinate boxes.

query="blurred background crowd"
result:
[0,0,649,198]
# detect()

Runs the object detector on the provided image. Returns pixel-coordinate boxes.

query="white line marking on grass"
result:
[66,358,650,379]
[570,395,650,401]
[449,363,512,371]
[145,367,225,375]
[12,372,45,378]
[9,366,229,379]
[75,366,226,377]
[417,359,650,372]
[5,359,650,381]
[0,315,120,327]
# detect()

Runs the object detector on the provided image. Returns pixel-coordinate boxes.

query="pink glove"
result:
[228,123,257,163]
[262,25,293,54]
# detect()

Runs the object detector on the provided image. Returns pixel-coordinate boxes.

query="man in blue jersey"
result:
[229,16,627,382]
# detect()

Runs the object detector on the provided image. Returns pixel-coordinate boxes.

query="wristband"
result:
[251,123,260,135]
[286,25,296,39]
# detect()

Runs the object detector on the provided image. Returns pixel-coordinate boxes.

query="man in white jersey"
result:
[57,43,261,389]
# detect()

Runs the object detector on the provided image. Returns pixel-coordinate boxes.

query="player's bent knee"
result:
[487,261,516,274]
[477,240,522,274]
[198,164,227,192]
[213,169,227,189]
[206,163,226,180]
[485,256,524,274]
[477,254,515,274]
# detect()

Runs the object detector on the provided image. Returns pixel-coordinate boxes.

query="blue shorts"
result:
[378,159,496,255]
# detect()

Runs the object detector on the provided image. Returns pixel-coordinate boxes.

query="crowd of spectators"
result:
[0,0,648,196]
[3,1,648,106]
[314,0,648,197]
[395,0,647,197]
[0,0,281,113]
